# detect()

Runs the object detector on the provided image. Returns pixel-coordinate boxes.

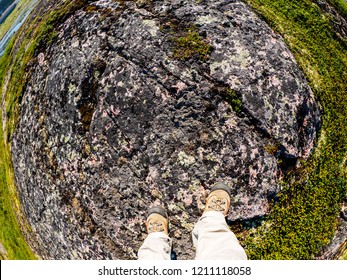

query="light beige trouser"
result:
[138,211,247,260]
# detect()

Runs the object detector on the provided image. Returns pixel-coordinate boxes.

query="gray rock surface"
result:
[0,241,8,259]
[11,0,320,259]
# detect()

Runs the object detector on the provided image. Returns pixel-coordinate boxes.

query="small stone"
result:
[151,189,161,199]
[173,229,182,239]
[117,156,128,166]
[177,151,196,167]
[199,130,210,144]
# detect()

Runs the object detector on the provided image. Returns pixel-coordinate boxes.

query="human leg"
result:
[138,206,172,260]
[192,183,248,260]
[192,211,247,259]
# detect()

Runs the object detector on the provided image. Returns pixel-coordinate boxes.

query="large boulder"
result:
[11,0,320,259]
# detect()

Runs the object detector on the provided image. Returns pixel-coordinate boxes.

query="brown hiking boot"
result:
[204,183,231,216]
[146,206,169,235]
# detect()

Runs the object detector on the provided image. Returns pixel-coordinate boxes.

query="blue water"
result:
[0,1,18,24]
[0,0,38,57]
[0,0,16,15]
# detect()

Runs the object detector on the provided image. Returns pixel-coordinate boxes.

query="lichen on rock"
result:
[11,0,320,259]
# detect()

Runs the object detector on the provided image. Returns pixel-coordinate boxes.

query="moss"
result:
[171,27,213,61]
[264,143,281,156]
[339,247,347,260]
[0,37,15,84]
[225,89,243,115]
[327,0,347,18]
[35,22,58,51]
[0,37,36,260]
[85,4,98,13]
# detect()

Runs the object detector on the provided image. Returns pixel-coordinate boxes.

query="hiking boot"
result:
[146,206,169,235]
[204,183,231,216]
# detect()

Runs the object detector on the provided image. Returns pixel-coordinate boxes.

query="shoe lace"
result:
[147,220,165,233]
[207,196,227,212]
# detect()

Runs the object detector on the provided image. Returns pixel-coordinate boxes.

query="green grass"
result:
[0,37,15,82]
[0,120,36,260]
[0,39,36,260]
[241,0,347,259]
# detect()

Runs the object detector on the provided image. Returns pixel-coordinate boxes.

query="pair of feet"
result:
[146,183,231,235]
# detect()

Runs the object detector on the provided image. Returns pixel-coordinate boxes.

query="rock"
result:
[173,229,182,239]
[11,0,320,259]
[316,200,347,259]
[0,242,8,259]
